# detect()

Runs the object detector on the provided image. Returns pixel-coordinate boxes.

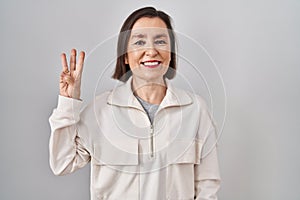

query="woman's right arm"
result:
[48,49,90,175]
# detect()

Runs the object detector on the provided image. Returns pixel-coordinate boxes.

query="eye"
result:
[133,40,146,46]
[155,40,167,45]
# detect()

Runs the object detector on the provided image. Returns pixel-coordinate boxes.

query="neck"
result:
[131,76,167,104]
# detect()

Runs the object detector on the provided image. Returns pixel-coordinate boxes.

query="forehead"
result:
[130,17,169,36]
[132,17,168,29]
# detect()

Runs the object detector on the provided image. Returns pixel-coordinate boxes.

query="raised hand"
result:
[59,49,85,100]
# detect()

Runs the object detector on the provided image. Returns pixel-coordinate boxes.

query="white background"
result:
[1,0,299,199]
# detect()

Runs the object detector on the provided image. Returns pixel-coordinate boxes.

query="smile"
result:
[141,60,161,68]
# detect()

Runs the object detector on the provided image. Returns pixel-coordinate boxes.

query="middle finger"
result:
[70,49,77,72]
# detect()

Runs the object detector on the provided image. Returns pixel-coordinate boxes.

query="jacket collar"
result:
[107,76,193,111]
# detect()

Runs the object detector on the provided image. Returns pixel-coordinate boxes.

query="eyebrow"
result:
[131,33,168,39]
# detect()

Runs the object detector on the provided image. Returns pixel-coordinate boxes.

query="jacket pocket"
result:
[166,140,203,200]
[92,139,139,200]
[93,139,139,165]
[167,139,203,165]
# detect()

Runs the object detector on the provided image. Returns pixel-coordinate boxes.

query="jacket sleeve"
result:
[48,95,91,176]
[194,146,221,200]
[194,102,221,200]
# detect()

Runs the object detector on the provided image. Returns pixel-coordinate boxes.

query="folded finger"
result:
[64,74,74,84]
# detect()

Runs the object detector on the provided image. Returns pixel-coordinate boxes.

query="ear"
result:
[125,55,128,64]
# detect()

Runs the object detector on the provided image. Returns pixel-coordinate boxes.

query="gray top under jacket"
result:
[135,95,159,124]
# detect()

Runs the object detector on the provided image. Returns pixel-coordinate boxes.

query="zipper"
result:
[150,124,154,158]
[130,106,156,159]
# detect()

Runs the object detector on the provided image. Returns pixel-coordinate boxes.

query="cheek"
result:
[157,45,171,61]
[127,51,142,68]
[161,51,171,63]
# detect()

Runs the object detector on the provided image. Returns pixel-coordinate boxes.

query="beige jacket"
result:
[49,76,221,200]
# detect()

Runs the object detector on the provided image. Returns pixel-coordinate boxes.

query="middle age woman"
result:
[49,6,221,200]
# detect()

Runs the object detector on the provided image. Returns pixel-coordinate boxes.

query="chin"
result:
[133,73,165,82]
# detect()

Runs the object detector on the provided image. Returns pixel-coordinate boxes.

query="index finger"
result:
[76,51,85,73]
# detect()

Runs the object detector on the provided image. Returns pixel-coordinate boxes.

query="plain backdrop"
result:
[1,0,299,199]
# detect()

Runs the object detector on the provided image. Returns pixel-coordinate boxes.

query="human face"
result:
[125,17,171,82]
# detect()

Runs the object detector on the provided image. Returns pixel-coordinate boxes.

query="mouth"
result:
[140,60,161,68]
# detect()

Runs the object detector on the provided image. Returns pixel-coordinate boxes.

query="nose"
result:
[144,44,158,57]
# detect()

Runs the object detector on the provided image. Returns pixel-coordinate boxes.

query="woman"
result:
[49,6,221,200]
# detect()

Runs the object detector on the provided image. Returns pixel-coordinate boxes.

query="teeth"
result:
[143,61,159,66]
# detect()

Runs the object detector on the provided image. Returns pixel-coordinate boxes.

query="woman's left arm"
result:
[194,99,221,200]
[194,145,221,200]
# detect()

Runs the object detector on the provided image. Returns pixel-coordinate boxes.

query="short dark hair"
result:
[112,6,177,82]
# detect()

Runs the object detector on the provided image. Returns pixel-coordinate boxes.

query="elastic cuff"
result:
[56,95,83,113]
